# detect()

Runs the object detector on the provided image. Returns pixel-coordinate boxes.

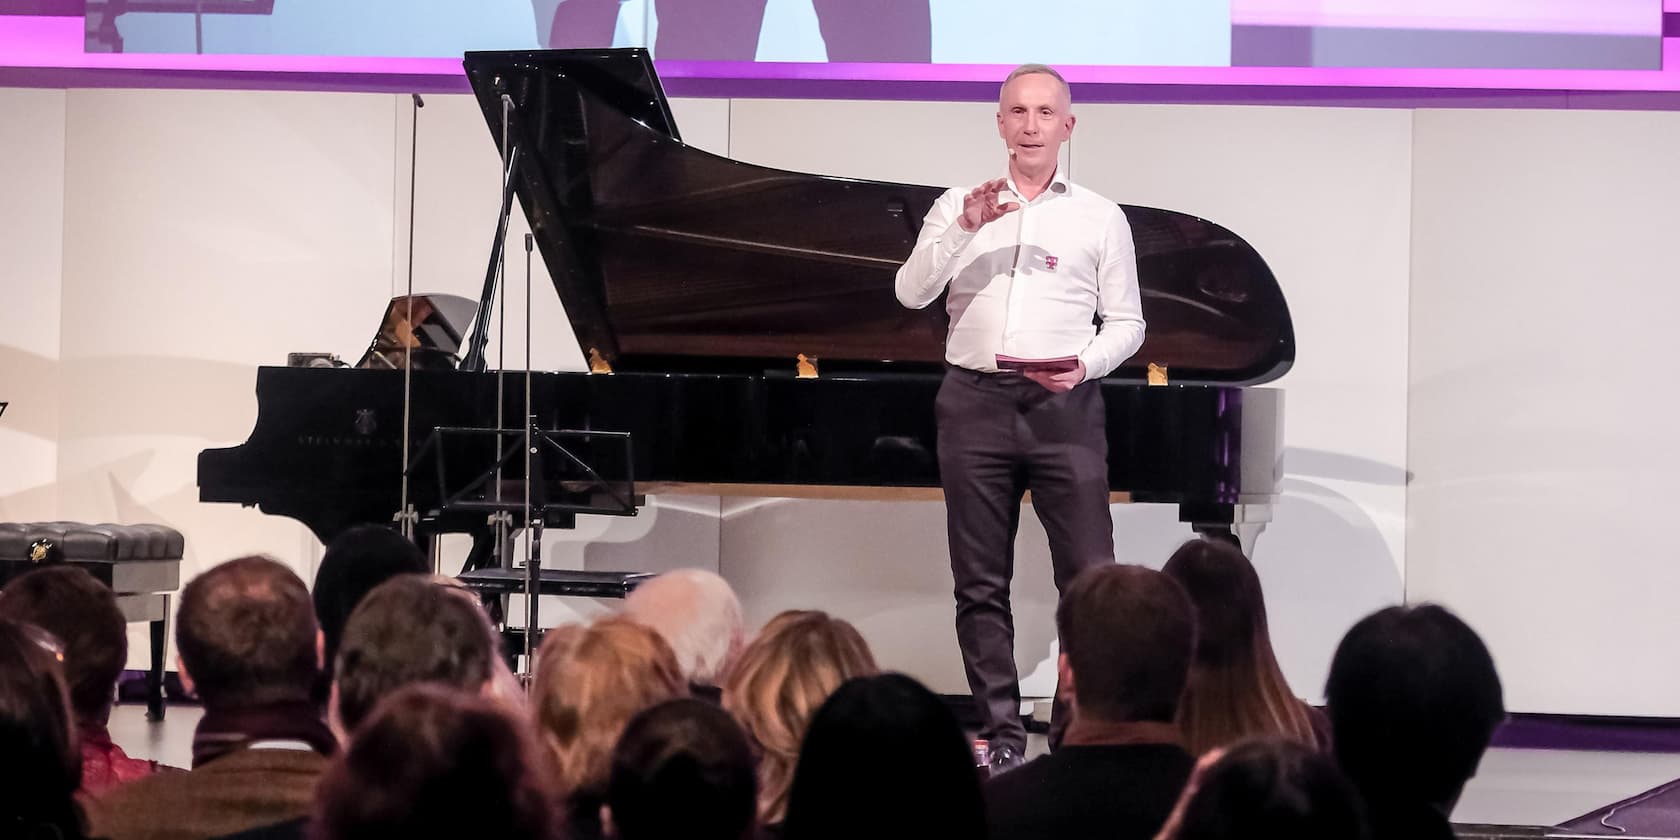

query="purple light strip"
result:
[2,14,1678,95]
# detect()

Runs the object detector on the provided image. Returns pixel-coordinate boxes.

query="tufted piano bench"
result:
[0,521,184,721]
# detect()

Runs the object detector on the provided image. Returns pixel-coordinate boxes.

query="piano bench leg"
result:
[146,594,169,722]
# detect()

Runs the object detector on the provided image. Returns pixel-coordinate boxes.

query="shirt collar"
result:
[1004,166,1072,203]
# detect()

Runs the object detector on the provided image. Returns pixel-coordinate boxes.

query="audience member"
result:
[309,525,426,700]
[1326,604,1505,840]
[1153,738,1368,840]
[723,610,877,831]
[1161,539,1325,755]
[0,617,88,840]
[605,698,756,840]
[0,564,165,793]
[328,574,502,737]
[782,673,984,840]
[533,616,687,840]
[86,556,333,840]
[986,564,1197,840]
[621,569,745,700]
[312,684,560,840]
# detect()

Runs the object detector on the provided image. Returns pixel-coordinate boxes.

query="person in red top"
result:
[0,565,165,793]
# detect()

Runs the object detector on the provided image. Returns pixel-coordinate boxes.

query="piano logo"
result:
[1044,255,1059,272]
[354,409,378,436]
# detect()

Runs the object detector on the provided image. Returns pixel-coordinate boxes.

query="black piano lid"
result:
[461,49,1295,385]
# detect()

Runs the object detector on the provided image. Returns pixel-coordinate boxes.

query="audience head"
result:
[1161,738,1368,840]
[332,574,501,734]
[606,698,756,840]
[1055,563,1196,724]
[0,564,127,727]
[532,616,687,798]
[1162,539,1317,754]
[621,569,744,688]
[1326,604,1505,812]
[724,609,877,826]
[0,618,83,839]
[782,673,984,840]
[312,683,558,840]
[176,555,319,709]
[312,525,427,683]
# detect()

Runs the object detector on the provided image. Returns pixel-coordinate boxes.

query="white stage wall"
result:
[1408,108,1680,716]
[0,84,1671,714]
[0,88,67,524]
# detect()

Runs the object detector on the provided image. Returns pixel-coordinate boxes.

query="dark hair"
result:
[1168,738,1368,840]
[1325,604,1505,810]
[0,618,84,839]
[1055,564,1196,723]
[0,565,127,725]
[177,556,319,708]
[782,673,984,840]
[310,683,558,840]
[1162,540,1318,754]
[608,698,756,840]
[312,525,426,682]
[333,576,499,732]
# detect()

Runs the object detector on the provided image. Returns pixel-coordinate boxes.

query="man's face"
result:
[996,72,1074,170]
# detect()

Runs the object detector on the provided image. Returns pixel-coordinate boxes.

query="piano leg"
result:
[146,594,168,721]
[1186,503,1272,558]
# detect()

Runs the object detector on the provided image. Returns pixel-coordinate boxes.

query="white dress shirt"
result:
[894,170,1145,381]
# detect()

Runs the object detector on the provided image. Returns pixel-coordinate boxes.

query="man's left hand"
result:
[1023,360,1086,393]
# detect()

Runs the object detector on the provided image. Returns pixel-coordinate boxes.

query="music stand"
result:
[408,421,638,669]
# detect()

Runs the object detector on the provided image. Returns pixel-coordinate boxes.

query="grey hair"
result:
[620,569,744,686]
[1001,63,1071,104]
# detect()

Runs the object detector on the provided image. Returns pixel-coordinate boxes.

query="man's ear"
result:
[1057,651,1076,701]
[176,655,196,697]
[316,629,326,670]
[327,681,348,744]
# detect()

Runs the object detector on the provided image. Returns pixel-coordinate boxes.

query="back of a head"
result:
[313,683,558,840]
[783,673,984,840]
[724,609,878,826]
[0,618,83,838]
[312,525,426,675]
[177,555,319,709]
[621,569,744,686]
[0,565,127,726]
[1169,738,1369,840]
[1161,539,1266,665]
[608,698,756,840]
[1161,540,1315,754]
[1326,604,1505,810]
[1056,564,1196,723]
[532,616,687,797]
[333,575,500,733]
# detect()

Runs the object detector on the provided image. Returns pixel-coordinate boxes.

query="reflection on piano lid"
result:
[198,49,1294,549]
[355,293,479,371]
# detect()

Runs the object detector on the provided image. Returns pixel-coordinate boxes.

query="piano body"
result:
[197,49,1295,562]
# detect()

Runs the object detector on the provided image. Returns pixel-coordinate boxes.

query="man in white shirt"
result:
[894,64,1146,768]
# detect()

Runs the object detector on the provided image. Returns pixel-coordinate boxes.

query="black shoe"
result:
[988,745,1027,775]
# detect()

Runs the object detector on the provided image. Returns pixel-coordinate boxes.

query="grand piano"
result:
[198,49,1294,566]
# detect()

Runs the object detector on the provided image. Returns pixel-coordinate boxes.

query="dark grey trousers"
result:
[935,367,1115,754]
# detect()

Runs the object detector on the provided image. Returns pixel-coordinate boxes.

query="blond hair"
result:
[531,617,686,798]
[723,610,878,826]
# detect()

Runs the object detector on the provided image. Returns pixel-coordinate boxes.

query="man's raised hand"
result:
[957,178,1020,233]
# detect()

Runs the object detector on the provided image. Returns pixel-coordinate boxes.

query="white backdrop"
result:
[2,84,1671,714]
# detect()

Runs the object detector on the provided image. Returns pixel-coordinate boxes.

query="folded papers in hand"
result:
[995,354,1079,374]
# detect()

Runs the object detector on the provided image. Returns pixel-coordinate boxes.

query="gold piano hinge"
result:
[796,354,819,379]
[1147,363,1169,386]
[588,348,613,374]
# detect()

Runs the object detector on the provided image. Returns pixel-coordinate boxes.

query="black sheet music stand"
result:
[409,421,640,668]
